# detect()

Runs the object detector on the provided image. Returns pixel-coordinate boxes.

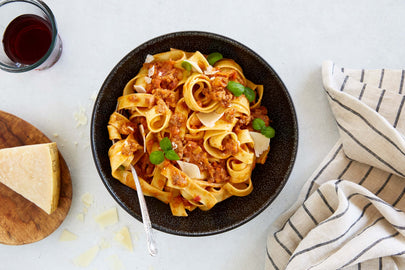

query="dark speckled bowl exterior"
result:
[91,31,298,236]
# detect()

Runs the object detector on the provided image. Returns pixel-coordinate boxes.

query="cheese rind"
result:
[0,142,60,214]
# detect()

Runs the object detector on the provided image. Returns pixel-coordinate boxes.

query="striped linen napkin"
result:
[265,61,405,270]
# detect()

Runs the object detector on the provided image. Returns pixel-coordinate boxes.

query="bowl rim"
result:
[91,30,298,236]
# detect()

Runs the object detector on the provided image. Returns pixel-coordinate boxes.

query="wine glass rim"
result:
[0,0,59,72]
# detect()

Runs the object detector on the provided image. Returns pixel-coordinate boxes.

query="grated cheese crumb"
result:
[144,54,154,63]
[99,238,111,250]
[74,106,88,127]
[90,91,97,101]
[148,65,155,77]
[204,65,219,75]
[76,213,84,222]
[144,77,152,84]
[81,192,94,208]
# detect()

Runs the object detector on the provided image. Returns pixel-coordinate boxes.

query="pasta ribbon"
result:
[214,59,246,85]
[203,130,239,160]
[161,163,217,210]
[183,73,219,113]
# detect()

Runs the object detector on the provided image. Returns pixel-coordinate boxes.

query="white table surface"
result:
[1,0,404,269]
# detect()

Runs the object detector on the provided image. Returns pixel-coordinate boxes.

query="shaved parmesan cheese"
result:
[148,65,155,77]
[183,59,203,73]
[59,229,78,241]
[144,77,152,84]
[73,245,99,267]
[177,160,203,179]
[94,207,118,229]
[249,132,270,157]
[144,54,154,63]
[134,85,146,93]
[196,111,224,128]
[81,192,93,207]
[114,226,133,251]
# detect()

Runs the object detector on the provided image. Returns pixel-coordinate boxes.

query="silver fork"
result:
[130,164,158,256]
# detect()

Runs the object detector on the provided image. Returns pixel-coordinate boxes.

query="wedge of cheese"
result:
[0,142,60,214]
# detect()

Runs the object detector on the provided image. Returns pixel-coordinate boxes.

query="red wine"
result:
[2,14,52,65]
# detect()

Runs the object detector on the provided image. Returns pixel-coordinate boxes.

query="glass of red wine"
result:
[0,0,62,72]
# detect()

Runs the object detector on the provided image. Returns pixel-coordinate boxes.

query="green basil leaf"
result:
[160,137,172,152]
[226,81,245,97]
[207,52,223,66]
[261,126,275,139]
[244,86,256,103]
[181,61,192,71]
[252,118,266,131]
[149,151,165,165]
[165,149,180,161]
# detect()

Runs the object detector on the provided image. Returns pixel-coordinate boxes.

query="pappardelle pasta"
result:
[107,49,274,216]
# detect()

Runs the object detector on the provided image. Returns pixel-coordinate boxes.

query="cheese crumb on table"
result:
[114,226,133,251]
[59,229,78,241]
[81,192,94,208]
[98,238,111,250]
[76,213,84,222]
[74,106,88,127]
[90,91,97,101]
[73,245,99,267]
[106,255,124,270]
[94,207,118,229]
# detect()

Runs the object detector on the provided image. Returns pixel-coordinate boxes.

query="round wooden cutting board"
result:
[0,111,72,245]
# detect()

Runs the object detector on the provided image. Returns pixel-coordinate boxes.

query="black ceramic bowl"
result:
[91,31,298,236]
